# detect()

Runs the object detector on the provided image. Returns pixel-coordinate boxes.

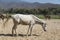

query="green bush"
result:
[36,15,44,19]
[36,15,60,19]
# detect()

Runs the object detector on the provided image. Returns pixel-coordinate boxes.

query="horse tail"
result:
[3,15,11,28]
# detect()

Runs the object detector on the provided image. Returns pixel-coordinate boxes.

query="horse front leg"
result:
[27,25,30,37]
[30,24,34,36]
[27,23,34,37]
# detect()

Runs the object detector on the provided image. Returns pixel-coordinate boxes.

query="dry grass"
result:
[0,19,60,40]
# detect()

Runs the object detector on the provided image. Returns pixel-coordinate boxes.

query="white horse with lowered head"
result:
[4,14,47,36]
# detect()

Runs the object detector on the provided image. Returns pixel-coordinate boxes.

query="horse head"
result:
[42,23,47,31]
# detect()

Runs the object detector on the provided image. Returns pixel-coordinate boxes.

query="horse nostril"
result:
[44,29,46,32]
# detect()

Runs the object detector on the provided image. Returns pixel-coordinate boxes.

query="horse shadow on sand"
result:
[0,34,40,37]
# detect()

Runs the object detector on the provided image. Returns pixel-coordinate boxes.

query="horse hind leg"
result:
[15,27,18,36]
[12,27,15,36]
[12,25,18,36]
[12,18,19,36]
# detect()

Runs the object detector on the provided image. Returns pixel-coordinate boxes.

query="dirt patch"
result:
[0,19,60,40]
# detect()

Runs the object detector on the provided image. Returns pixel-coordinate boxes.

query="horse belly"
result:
[19,15,35,25]
[20,19,30,25]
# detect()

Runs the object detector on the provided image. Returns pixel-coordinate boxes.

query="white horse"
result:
[4,14,47,36]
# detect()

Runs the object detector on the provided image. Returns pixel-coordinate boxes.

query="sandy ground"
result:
[0,19,60,40]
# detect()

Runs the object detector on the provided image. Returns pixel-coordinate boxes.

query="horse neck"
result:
[35,19,43,25]
[32,15,44,24]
